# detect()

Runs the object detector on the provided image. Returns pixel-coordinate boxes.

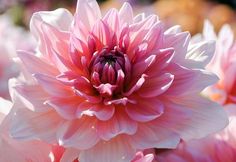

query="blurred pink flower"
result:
[0,15,35,99]
[0,97,54,162]
[193,20,236,105]
[0,0,17,11]
[9,0,228,161]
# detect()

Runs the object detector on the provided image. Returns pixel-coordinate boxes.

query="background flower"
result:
[9,0,228,162]
[200,20,236,105]
[0,14,35,99]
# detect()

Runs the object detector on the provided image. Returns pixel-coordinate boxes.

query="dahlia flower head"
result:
[10,0,228,161]
[195,20,236,105]
[0,15,35,99]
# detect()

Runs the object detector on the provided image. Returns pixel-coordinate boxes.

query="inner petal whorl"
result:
[89,47,127,97]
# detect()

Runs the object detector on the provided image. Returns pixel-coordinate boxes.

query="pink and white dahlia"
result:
[194,20,236,105]
[10,1,228,161]
[0,15,35,99]
[0,97,54,162]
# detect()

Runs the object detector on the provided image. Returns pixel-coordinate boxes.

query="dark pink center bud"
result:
[89,47,129,97]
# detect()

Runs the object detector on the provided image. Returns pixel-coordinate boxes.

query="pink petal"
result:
[17,50,59,76]
[127,15,158,59]
[74,89,102,104]
[70,35,91,71]
[138,73,174,98]
[74,76,94,95]
[75,0,101,30]
[133,13,145,23]
[164,32,190,62]
[0,98,12,116]
[95,83,117,97]
[161,95,228,140]
[14,84,50,112]
[185,40,215,68]
[97,109,138,141]
[119,2,133,26]
[202,20,217,40]
[91,20,114,50]
[123,74,146,96]
[30,8,73,32]
[132,55,156,78]
[129,122,180,149]
[218,24,234,54]
[145,48,175,76]
[10,105,61,143]
[125,98,164,122]
[144,21,163,53]
[104,97,136,106]
[165,63,218,96]
[46,96,82,120]
[224,63,236,92]
[30,9,72,60]
[0,138,53,162]
[57,118,99,150]
[103,8,120,35]
[76,102,115,121]
[60,148,79,162]
[132,152,154,162]
[56,71,78,86]
[33,73,74,97]
[50,47,80,73]
[79,136,136,162]
[164,25,182,34]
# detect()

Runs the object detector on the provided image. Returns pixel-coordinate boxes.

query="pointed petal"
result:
[46,96,82,120]
[33,73,74,97]
[129,122,180,149]
[162,95,229,140]
[30,8,73,32]
[17,50,58,76]
[76,102,115,121]
[165,63,218,96]
[30,9,72,59]
[97,109,137,141]
[79,136,136,162]
[164,32,190,62]
[186,40,215,68]
[57,118,99,150]
[119,2,133,26]
[103,8,120,34]
[126,99,164,122]
[75,0,101,30]
[10,105,61,143]
[138,73,174,98]
[14,84,50,112]
[60,148,80,162]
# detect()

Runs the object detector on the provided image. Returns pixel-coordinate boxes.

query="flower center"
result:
[89,47,129,97]
[101,54,117,66]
